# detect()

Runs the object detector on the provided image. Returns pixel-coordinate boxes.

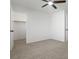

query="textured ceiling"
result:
[11,0,67,13]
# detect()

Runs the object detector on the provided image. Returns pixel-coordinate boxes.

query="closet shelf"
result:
[14,20,26,22]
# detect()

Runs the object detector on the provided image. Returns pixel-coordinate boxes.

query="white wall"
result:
[50,10,65,41]
[26,10,51,43]
[26,9,65,43]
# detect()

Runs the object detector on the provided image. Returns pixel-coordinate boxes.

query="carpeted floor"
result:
[11,39,68,59]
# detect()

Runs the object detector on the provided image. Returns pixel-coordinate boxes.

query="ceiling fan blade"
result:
[52,4,57,9]
[42,4,48,8]
[42,0,48,2]
[53,1,66,3]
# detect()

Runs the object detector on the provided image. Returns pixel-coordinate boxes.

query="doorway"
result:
[14,21,26,41]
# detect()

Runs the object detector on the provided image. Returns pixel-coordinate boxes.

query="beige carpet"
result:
[11,39,68,59]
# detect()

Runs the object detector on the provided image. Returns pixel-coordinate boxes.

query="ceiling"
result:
[11,0,67,13]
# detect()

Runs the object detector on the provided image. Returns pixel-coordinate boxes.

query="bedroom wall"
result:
[26,9,65,43]
[50,10,65,41]
[26,10,51,43]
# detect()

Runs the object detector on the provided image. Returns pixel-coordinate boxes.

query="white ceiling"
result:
[11,0,67,13]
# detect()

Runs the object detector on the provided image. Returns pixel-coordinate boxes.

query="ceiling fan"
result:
[42,0,66,9]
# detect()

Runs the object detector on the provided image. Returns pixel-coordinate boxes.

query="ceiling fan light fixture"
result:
[42,0,66,9]
[48,1,53,5]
